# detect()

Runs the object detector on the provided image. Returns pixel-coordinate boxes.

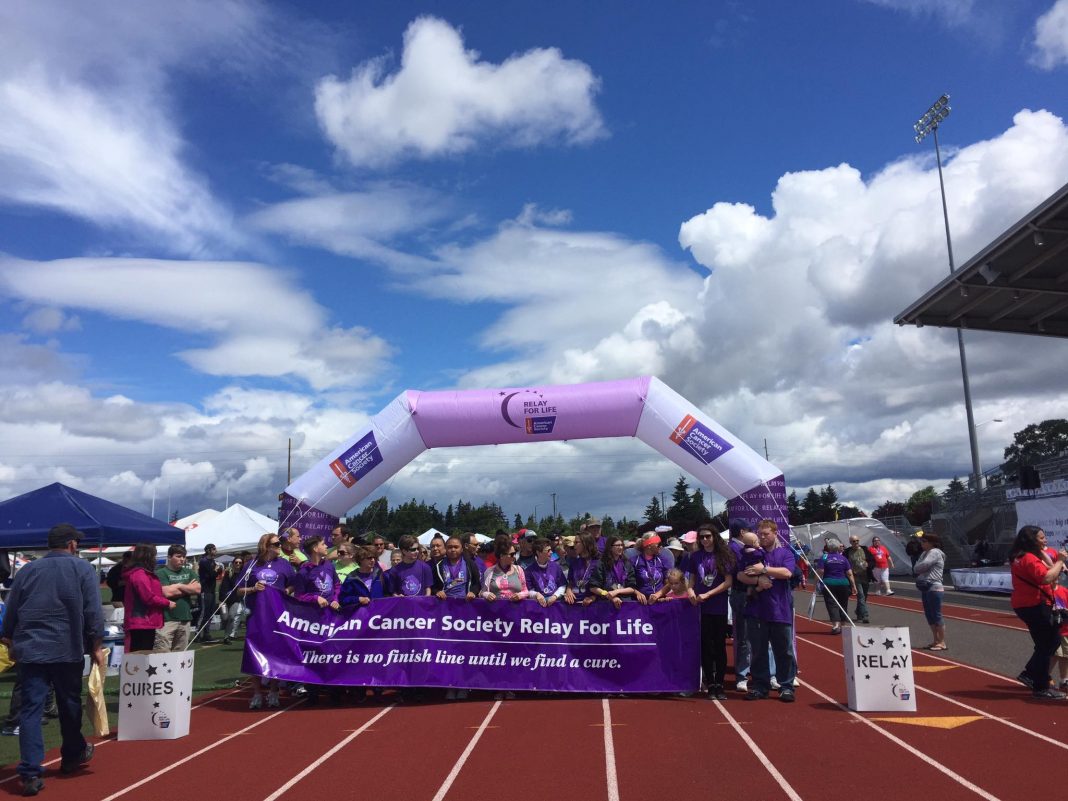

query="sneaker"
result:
[714,688,728,701]
[1032,687,1067,700]
[60,743,93,774]
[743,690,767,701]
[1,724,19,737]
[1060,679,1068,691]
[249,694,263,710]
[223,637,232,644]
[886,590,895,595]
[1017,672,1035,690]
[21,777,43,797]
[770,677,780,690]
[779,688,796,703]
[266,691,280,709]
[735,679,748,693]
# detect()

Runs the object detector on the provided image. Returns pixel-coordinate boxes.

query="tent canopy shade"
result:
[0,483,184,549]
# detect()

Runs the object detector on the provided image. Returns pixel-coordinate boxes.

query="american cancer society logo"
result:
[670,415,733,465]
[329,431,384,488]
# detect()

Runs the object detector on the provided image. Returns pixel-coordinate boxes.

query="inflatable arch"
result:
[283,377,789,536]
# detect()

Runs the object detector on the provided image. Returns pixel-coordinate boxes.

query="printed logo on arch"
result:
[670,415,733,465]
[329,431,383,488]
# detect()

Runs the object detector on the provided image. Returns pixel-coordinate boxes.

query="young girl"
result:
[526,538,567,607]
[661,568,697,604]
[1051,583,1068,690]
[564,533,599,606]
[432,536,480,600]
[239,533,296,709]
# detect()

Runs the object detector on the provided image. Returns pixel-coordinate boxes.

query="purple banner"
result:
[242,591,699,694]
[277,493,339,546]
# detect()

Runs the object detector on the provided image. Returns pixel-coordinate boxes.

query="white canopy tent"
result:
[417,528,445,546]
[788,518,912,576]
[173,508,221,531]
[184,503,277,554]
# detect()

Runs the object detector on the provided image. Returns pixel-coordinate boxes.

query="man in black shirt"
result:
[197,544,219,643]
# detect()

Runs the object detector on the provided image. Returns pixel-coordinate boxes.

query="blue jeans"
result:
[729,591,751,679]
[854,581,869,621]
[746,617,796,694]
[17,662,85,779]
[921,589,943,625]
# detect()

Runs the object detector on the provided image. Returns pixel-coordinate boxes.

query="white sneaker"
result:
[886,590,895,595]
[266,691,280,708]
[770,677,780,690]
[736,679,748,692]
[249,694,263,710]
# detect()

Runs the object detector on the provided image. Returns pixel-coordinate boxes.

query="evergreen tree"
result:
[513,513,523,529]
[786,491,802,525]
[644,496,664,523]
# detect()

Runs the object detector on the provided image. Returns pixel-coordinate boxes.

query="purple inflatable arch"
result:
[283,377,787,535]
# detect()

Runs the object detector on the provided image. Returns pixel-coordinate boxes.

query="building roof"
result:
[894,181,1068,339]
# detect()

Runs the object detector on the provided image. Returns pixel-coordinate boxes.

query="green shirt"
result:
[156,565,197,622]
[335,561,358,582]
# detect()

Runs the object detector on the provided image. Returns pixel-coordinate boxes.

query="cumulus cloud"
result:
[315,16,606,168]
[1032,0,1068,69]
[0,0,278,254]
[859,0,979,28]
[0,256,392,390]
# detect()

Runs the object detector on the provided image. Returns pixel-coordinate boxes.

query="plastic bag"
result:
[0,643,14,673]
[86,649,110,737]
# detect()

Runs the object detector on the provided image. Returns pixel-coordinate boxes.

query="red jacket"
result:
[123,566,170,631]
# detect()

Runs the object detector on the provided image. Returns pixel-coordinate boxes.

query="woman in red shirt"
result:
[1010,525,1068,699]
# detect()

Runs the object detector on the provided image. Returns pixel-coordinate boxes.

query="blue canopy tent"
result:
[0,483,183,548]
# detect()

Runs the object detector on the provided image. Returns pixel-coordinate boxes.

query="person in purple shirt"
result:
[386,534,433,597]
[293,536,341,609]
[239,533,296,709]
[432,536,480,600]
[688,525,735,700]
[817,540,856,634]
[737,519,797,703]
[633,532,671,600]
[526,538,567,607]
[564,533,599,606]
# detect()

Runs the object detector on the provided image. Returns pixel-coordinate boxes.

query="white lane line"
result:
[797,679,1003,801]
[0,685,247,787]
[262,704,393,801]
[430,701,502,801]
[602,699,620,801]
[797,634,1068,752]
[712,701,803,801]
[100,699,305,801]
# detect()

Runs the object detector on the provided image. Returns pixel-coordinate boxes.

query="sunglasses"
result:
[501,551,516,557]
[698,533,714,539]
[404,547,419,553]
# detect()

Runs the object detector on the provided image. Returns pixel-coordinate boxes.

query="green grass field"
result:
[0,635,248,768]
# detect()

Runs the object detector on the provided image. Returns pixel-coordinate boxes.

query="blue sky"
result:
[1,0,1067,524]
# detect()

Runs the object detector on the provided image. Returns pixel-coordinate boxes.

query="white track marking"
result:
[797,679,1003,801]
[713,701,803,801]
[430,701,502,801]
[100,699,305,801]
[797,634,1068,752]
[602,699,620,801]
[261,704,393,801]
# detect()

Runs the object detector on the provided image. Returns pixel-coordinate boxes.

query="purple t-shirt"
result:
[437,558,473,599]
[744,546,796,624]
[728,538,745,582]
[387,560,434,597]
[526,560,566,596]
[687,550,729,615]
[819,553,852,583]
[633,552,671,595]
[241,558,295,610]
[567,556,596,598]
[293,560,339,603]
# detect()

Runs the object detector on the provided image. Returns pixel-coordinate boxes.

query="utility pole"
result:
[287,437,292,485]
[550,492,557,517]
[660,491,666,512]
[764,438,769,460]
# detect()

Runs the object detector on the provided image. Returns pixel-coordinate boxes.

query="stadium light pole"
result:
[914,93,982,491]
[973,418,1003,488]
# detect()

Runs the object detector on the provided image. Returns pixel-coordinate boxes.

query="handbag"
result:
[915,578,933,592]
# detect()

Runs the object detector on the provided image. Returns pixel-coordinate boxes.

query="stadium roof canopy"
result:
[894,180,1068,339]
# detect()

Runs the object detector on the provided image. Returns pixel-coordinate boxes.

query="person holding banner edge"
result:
[727,519,754,692]
[688,525,734,700]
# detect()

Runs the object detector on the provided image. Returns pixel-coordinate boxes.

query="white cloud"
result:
[0,0,278,254]
[0,256,392,390]
[860,0,978,28]
[315,16,606,168]
[247,184,452,271]
[20,307,80,334]
[1032,0,1068,69]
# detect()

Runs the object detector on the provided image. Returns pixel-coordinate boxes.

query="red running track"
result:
[4,613,1060,801]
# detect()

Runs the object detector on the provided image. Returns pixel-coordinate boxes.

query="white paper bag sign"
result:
[843,626,916,712]
[118,650,195,740]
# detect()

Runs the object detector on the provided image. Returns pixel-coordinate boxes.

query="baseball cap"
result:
[47,523,84,549]
[654,524,672,534]
[682,530,698,544]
